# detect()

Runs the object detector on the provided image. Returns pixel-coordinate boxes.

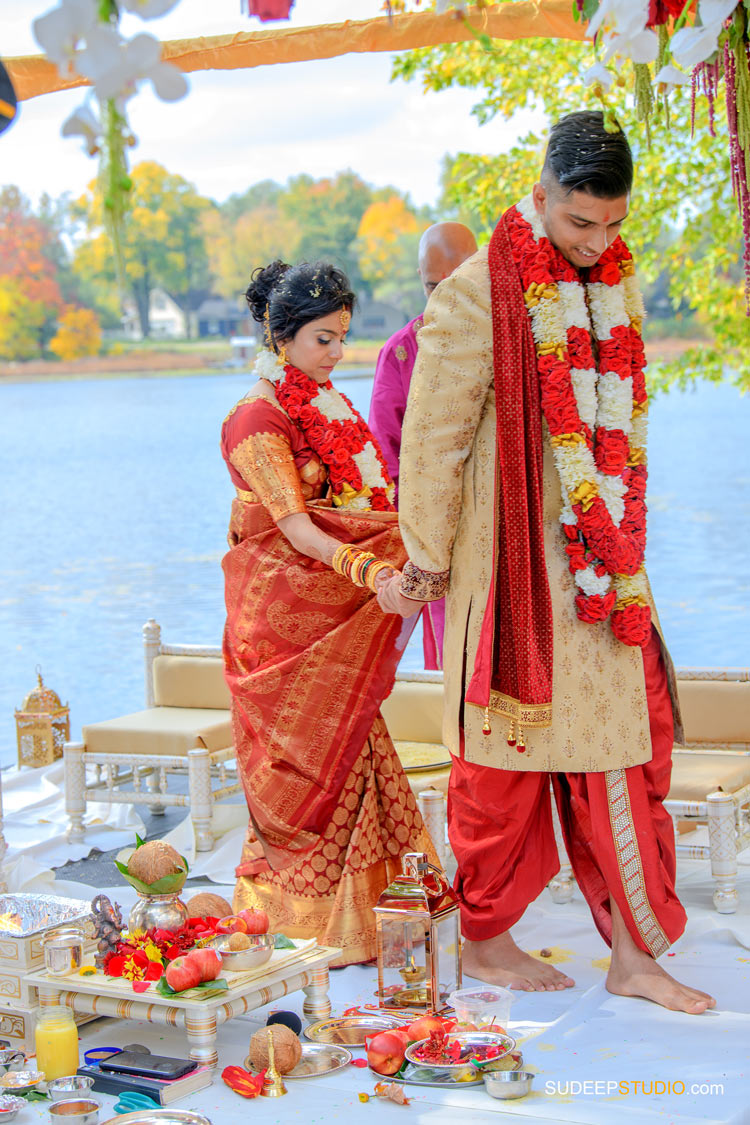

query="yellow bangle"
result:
[332,543,357,576]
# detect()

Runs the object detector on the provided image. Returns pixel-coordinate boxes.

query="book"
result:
[76,1062,213,1105]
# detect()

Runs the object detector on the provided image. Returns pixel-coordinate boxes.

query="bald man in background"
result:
[369,222,477,668]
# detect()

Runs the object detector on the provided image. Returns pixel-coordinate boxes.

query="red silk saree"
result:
[222,397,435,965]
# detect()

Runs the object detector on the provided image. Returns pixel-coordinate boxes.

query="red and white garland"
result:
[254,349,395,512]
[507,195,651,647]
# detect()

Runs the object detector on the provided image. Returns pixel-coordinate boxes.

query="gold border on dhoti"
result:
[605,768,670,958]
[468,691,552,728]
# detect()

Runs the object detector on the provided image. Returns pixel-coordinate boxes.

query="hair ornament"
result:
[340,308,351,331]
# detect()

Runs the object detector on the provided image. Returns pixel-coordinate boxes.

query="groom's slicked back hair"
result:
[541,111,633,199]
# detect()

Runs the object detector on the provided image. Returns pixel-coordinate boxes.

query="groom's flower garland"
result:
[254,348,395,511]
[507,195,651,648]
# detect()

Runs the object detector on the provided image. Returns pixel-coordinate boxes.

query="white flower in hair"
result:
[253,348,282,384]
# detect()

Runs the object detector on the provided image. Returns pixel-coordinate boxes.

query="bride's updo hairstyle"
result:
[245,260,355,355]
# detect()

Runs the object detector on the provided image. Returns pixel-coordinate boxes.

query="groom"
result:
[379,111,715,1015]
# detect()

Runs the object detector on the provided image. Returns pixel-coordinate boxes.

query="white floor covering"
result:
[1,764,749,1124]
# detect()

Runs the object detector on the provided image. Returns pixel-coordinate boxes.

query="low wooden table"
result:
[25,939,339,1069]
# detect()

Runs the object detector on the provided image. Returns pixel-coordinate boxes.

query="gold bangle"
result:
[332,542,357,576]
[365,562,394,593]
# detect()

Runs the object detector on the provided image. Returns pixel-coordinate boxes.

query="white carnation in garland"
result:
[252,348,281,383]
[311,386,357,423]
[570,368,598,432]
[597,476,628,525]
[557,281,591,330]
[353,441,387,490]
[346,495,371,511]
[587,281,629,340]
[560,500,577,526]
[517,194,545,240]
[630,410,649,451]
[596,372,633,433]
[551,442,598,495]
[528,295,566,347]
[576,565,612,598]
[613,568,649,602]
[622,273,646,322]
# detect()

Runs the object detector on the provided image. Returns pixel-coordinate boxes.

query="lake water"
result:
[1,371,749,769]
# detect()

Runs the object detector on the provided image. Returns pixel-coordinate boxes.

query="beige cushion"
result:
[382,680,443,743]
[668,750,750,802]
[83,707,232,757]
[677,680,750,744]
[152,655,231,710]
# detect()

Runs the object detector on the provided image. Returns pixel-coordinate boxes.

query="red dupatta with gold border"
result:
[222,498,413,872]
[464,210,554,728]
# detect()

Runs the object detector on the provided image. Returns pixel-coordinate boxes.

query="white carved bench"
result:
[665,668,750,913]
[64,620,241,852]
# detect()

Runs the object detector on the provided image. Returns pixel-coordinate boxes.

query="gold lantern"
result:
[15,669,70,768]
[374,852,461,1016]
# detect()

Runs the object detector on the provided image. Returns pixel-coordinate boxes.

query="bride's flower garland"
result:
[507,195,651,648]
[254,348,395,512]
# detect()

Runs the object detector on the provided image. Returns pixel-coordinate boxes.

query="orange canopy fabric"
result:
[8,1,584,102]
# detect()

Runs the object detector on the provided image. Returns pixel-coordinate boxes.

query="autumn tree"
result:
[73,161,215,338]
[356,193,431,314]
[48,307,101,360]
[0,186,66,356]
[204,202,299,300]
[393,11,749,388]
[280,171,375,292]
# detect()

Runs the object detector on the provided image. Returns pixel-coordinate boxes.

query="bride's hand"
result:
[376,572,424,617]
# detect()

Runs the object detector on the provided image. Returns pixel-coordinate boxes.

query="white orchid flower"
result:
[61,102,101,154]
[119,0,181,16]
[91,33,188,104]
[583,61,616,90]
[699,0,740,25]
[587,0,649,42]
[671,23,723,67]
[32,0,98,76]
[75,24,123,82]
[653,63,690,92]
[603,27,659,65]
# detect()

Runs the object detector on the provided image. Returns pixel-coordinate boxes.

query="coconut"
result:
[248,1024,302,1074]
[228,932,252,951]
[186,892,233,919]
[127,840,184,886]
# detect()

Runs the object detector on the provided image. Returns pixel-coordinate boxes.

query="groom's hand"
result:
[377,573,425,617]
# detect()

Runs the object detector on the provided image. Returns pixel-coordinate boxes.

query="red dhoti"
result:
[448,628,686,957]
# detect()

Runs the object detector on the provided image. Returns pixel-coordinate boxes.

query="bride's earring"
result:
[276,344,288,367]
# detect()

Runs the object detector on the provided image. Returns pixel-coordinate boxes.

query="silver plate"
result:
[304,1015,405,1046]
[369,1063,483,1088]
[405,1030,516,1071]
[244,1043,352,1079]
[0,893,91,937]
[100,1112,212,1125]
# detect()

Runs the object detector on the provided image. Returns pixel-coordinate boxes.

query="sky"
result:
[2,0,536,210]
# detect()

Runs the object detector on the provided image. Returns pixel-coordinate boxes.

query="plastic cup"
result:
[448,985,513,1031]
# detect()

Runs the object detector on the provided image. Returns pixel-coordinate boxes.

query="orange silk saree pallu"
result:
[223,499,435,964]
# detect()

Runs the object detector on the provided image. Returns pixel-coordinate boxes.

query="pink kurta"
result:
[369,315,445,669]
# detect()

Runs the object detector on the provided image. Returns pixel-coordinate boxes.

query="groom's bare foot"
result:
[606,949,715,1014]
[463,931,576,992]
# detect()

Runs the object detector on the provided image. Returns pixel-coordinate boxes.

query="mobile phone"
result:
[99,1051,197,1081]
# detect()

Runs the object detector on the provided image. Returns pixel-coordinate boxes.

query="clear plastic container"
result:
[449,985,513,1031]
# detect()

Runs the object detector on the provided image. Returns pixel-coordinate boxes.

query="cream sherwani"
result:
[398,245,680,772]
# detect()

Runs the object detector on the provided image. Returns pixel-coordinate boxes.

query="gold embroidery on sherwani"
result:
[229,432,306,521]
[398,245,678,772]
[606,769,671,956]
[401,561,450,600]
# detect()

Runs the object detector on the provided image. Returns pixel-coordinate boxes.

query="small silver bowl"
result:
[483,1069,535,1099]
[0,1094,27,1121]
[47,1076,95,1101]
[48,1097,100,1125]
[208,932,275,971]
[0,1053,24,1077]
[0,1069,45,1094]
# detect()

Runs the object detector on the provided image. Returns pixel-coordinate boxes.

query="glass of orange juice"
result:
[35,1006,79,1081]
